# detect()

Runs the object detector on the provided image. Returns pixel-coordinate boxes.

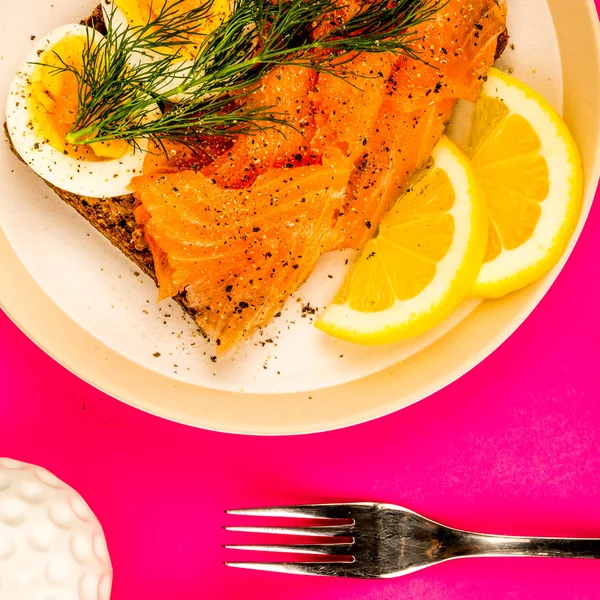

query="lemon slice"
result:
[469,68,583,298]
[317,137,488,345]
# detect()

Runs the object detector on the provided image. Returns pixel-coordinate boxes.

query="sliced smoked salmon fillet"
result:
[201,66,319,189]
[310,52,397,164]
[387,0,508,110]
[320,0,507,249]
[134,203,180,301]
[309,0,396,165]
[133,154,352,352]
[141,137,232,176]
[327,97,457,250]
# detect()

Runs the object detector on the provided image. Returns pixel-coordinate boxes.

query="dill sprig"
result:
[41,0,444,149]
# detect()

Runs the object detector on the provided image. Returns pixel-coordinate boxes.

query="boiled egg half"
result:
[6,24,152,198]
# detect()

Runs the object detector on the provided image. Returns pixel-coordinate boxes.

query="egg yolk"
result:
[115,0,232,60]
[28,35,129,162]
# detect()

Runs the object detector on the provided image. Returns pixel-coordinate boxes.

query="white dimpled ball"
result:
[0,458,112,600]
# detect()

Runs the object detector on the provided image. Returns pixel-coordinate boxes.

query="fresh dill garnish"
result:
[39,0,444,150]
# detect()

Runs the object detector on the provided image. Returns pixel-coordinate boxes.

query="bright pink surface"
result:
[2,30,600,600]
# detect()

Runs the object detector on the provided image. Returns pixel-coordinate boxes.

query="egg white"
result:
[6,24,154,199]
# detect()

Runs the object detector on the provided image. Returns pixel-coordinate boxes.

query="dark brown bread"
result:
[82,4,107,35]
[6,7,507,332]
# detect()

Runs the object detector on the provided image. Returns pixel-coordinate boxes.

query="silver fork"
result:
[224,503,600,578]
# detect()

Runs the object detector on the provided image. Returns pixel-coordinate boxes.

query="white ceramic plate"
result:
[1,0,599,433]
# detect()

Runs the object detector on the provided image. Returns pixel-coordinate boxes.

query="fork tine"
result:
[224,543,353,556]
[224,525,353,537]
[225,561,357,577]
[225,504,356,520]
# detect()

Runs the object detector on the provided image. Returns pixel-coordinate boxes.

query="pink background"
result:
[2,9,600,593]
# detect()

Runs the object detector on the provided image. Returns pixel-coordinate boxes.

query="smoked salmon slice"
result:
[387,0,509,111]
[201,66,320,189]
[134,0,508,352]
[310,52,398,164]
[141,137,232,176]
[327,97,457,251]
[319,0,507,249]
[133,154,352,353]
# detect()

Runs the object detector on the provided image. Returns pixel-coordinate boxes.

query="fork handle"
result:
[447,532,600,560]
